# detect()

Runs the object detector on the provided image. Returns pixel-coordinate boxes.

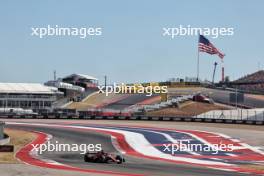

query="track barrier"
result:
[1,114,264,125]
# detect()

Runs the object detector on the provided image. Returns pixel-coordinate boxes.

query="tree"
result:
[224,76,230,83]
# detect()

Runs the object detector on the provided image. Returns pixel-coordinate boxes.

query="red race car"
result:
[193,94,213,104]
[84,150,125,164]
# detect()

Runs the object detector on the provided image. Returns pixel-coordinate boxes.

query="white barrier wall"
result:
[197,108,264,121]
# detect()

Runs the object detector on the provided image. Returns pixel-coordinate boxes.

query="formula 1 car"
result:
[84,151,125,164]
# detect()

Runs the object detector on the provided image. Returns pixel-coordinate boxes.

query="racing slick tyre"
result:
[116,155,124,164]
[84,155,90,162]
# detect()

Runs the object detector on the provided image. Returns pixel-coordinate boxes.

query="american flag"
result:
[198,35,225,59]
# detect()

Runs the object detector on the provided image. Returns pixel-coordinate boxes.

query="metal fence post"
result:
[247,110,249,121]
[0,121,4,139]
[240,109,242,120]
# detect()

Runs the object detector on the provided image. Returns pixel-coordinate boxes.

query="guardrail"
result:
[0,114,263,125]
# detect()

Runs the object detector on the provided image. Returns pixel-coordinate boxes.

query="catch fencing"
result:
[195,108,264,122]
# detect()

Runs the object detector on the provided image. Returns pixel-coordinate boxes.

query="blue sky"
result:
[0,0,264,84]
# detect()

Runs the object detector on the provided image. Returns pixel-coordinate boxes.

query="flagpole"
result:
[197,35,200,82]
[221,59,224,82]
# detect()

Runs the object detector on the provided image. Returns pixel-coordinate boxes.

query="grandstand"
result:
[235,70,264,83]
[0,83,61,112]
[62,73,98,89]
[45,80,85,105]
[45,80,85,92]
[231,70,264,94]
[45,73,99,108]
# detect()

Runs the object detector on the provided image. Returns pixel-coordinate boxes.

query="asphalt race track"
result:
[103,88,264,111]
[169,87,264,108]
[203,88,264,108]
[4,120,262,176]
[104,94,159,110]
